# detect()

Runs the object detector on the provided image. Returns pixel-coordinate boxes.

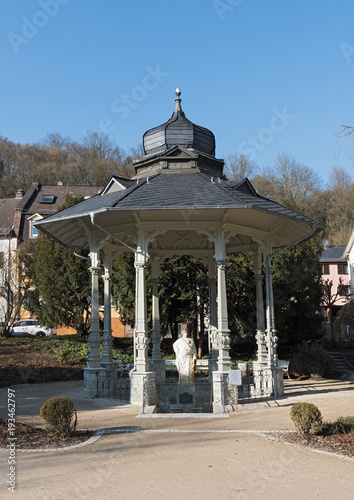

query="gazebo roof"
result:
[143,89,215,156]
[37,171,314,223]
[36,166,319,252]
[35,90,321,255]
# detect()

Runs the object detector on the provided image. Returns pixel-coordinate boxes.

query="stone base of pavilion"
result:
[83,364,284,412]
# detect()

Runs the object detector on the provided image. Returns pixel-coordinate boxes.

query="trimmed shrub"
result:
[290,402,322,437]
[40,397,77,437]
[321,416,354,435]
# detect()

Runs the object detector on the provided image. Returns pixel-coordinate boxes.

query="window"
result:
[28,214,44,238]
[322,263,330,275]
[338,263,348,274]
[30,221,39,238]
[40,195,55,203]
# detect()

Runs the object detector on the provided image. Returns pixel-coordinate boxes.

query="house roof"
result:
[15,183,102,248]
[0,198,18,235]
[19,183,102,217]
[320,245,346,263]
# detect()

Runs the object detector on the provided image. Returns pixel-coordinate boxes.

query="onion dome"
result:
[143,89,216,156]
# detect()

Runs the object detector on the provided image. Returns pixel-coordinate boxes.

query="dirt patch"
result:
[0,339,84,388]
[275,430,354,458]
[0,418,93,449]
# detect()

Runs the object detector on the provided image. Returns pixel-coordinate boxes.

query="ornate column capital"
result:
[89,266,101,275]
[134,261,147,271]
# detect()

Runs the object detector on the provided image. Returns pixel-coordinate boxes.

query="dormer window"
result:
[40,195,55,203]
[28,214,44,238]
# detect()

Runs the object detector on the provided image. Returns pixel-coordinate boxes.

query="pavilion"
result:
[36,90,320,412]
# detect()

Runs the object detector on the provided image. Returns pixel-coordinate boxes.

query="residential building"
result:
[1,181,134,336]
[320,245,349,339]
[0,195,20,324]
[343,228,354,300]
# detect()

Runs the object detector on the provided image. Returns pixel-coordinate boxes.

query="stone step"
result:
[330,352,354,371]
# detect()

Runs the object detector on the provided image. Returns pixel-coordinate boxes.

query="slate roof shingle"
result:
[320,245,346,262]
[36,172,317,226]
[0,198,18,234]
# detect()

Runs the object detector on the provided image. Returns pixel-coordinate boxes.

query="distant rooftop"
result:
[320,245,346,262]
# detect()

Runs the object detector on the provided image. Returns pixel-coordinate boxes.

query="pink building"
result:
[320,245,349,327]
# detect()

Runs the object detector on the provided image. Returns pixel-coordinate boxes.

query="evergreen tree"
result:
[23,195,92,335]
[272,237,324,355]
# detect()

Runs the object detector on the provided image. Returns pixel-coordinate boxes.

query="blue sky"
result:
[1,0,354,185]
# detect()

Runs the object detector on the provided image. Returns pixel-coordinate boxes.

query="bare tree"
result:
[253,152,323,218]
[224,153,258,181]
[337,125,354,165]
[321,277,349,344]
[0,248,27,335]
[327,166,354,245]
[40,132,71,150]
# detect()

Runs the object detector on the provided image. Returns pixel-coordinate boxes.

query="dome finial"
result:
[174,88,182,112]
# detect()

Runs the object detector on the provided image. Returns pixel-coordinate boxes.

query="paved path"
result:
[1,378,354,499]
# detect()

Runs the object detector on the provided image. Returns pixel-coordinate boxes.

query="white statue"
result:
[173,330,197,383]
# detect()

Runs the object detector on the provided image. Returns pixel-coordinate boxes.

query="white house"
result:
[342,228,354,299]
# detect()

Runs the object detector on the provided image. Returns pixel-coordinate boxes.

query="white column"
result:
[265,246,283,397]
[87,249,101,368]
[134,252,150,373]
[254,251,267,364]
[84,240,105,398]
[265,254,273,366]
[130,233,156,408]
[208,259,218,374]
[101,251,113,365]
[216,260,231,372]
[100,248,118,396]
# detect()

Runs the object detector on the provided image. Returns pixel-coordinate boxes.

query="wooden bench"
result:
[195,359,209,370]
[165,360,177,371]
[164,359,209,371]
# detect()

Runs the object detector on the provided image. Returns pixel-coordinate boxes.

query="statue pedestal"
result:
[130,371,157,409]
[273,366,284,397]
[212,371,229,414]
[84,367,105,398]
[173,382,195,412]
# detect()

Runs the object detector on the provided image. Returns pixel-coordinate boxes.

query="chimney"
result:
[15,189,24,199]
[57,180,63,186]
